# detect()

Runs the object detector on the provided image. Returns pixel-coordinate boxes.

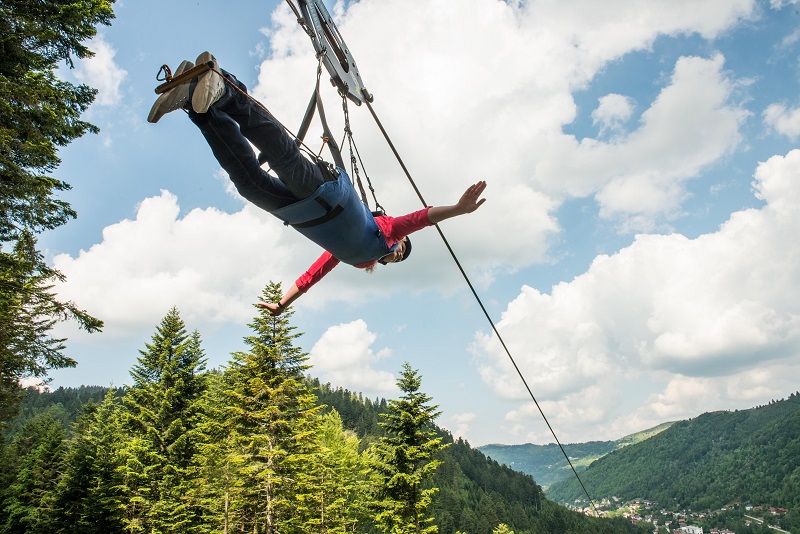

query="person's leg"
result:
[189,106,297,212]
[212,71,327,199]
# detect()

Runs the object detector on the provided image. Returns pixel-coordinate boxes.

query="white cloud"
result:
[19,377,51,392]
[73,35,128,106]
[309,320,398,396]
[446,412,477,440]
[249,0,754,278]
[52,190,303,337]
[763,102,800,139]
[592,94,635,137]
[474,149,800,442]
[539,54,748,230]
[770,0,800,8]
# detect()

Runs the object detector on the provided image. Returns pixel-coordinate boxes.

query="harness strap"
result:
[288,198,345,229]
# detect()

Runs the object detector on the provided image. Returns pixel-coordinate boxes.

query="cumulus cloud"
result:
[474,149,800,442]
[763,102,800,139]
[73,34,128,106]
[447,412,477,440]
[308,320,398,396]
[539,54,747,231]
[52,190,304,337]
[770,0,800,8]
[251,0,754,276]
[592,94,635,137]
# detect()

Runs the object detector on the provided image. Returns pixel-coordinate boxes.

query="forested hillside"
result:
[547,394,800,517]
[0,299,647,534]
[316,381,645,533]
[478,423,673,488]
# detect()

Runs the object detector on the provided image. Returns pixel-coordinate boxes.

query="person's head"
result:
[378,237,412,265]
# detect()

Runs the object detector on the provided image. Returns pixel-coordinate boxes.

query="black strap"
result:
[289,197,344,229]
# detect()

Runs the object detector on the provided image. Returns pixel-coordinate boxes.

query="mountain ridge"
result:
[478,422,674,488]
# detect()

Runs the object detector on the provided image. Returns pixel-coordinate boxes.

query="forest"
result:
[547,393,800,532]
[0,285,647,534]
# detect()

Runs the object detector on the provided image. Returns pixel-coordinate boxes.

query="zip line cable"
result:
[363,99,600,516]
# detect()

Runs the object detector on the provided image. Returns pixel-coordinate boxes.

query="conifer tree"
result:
[53,390,127,533]
[0,0,112,426]
[301,409,373,532]
[0,409,65,533]
[371,363,448,534]
[118,307,207,533]
[192,369,248,534]
[215,282,322,533]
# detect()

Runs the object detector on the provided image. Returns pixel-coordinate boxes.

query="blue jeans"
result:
[188,71,325,212]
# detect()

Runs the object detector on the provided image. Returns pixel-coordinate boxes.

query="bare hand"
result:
[456,181,487,214]
[257,302,283,316]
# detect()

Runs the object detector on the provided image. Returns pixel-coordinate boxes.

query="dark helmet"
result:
[379,237,411,264]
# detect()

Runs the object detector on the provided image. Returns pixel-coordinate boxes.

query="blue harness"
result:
[270,167,397,265]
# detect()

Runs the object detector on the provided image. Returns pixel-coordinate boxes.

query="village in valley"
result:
[568,498,791,533]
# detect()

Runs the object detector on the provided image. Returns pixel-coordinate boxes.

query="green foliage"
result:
[52,390,127,533]
[547,393,800,517]
[371,363,448,534]
[0,287,652,534]
[302,410,374,532]
[117,307,208,533]
[0,409,65,533]
[0,0,112,427]
[197,282,325,533]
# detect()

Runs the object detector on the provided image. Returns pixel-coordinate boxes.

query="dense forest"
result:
[547,393,800,530]
[0,288,646,533]
[478,423,673,488]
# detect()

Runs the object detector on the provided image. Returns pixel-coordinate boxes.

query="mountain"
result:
[478,423,673,488]
[546,393,800,514]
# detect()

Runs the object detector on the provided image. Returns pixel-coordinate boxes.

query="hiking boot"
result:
[147,60,194,123]
[191,51,226,113]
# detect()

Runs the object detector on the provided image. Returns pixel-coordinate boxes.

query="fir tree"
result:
[0,409,65,533]
[0,0,112,426]
[301,409,373,533]
[214,282,323,534]
[118,308,207,533]
[53,390,127,533]
[371,363,448,534]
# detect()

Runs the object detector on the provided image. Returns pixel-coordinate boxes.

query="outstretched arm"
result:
[257,283,302,316]
[426,181,487,224]
[257,251,341,316]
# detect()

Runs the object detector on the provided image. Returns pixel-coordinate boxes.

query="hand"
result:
[426,181,488,225]
[257,302,283,316]
[456,180,487,215]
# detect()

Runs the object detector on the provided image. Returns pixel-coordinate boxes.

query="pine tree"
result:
[118,308,207,533]
[53,390,127,533]
[0,409,66,533]
[0,0,112,426]
[371,363,448,534]
[214,282,323,533]
[191,370,247,534]
[301,409,373,532]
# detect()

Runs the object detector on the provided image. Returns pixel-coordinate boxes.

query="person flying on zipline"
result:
[149,52,487,315]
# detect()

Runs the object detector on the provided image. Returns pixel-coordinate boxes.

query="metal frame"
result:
[297,0,372,105]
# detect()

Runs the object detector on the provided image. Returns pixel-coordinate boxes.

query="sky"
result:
[38,0,800,447]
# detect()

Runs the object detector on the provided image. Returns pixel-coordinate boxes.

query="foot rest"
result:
[154,61,213,94]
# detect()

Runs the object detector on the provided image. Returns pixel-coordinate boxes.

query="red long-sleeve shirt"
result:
[295,207,432,292]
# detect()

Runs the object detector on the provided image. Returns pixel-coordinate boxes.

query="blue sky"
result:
[40,0,800,446]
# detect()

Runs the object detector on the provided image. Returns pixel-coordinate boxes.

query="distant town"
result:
[567,497,791,533]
